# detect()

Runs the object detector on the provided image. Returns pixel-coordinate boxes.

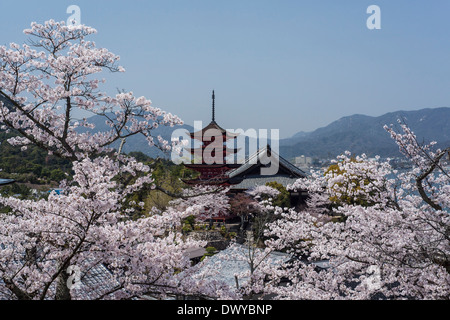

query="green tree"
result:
[324,157,384,208]
[265,181,291,208]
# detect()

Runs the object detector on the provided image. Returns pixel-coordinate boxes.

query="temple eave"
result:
[184,164,232,169]
[182,178,231,186]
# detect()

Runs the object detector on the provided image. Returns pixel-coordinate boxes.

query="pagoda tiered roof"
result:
[189,120,240,141]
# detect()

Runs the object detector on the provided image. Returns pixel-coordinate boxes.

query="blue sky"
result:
[1,0,449,138]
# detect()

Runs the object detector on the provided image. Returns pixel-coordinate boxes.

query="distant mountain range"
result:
[80,114,194,159]
[279,107,450,160]
[95,107,449,160]
[1,93,449,161]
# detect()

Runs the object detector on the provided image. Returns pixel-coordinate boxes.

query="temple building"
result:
[183,92,308,209]
[226,145,307,188]
[183,91,240,186]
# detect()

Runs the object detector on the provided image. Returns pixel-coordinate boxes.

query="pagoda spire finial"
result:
[212,90,216,122]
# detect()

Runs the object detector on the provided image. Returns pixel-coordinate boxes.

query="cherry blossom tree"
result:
[191,123,448,300]
[0,156,209,300]
[229,193,258,233]
[169,185,231,222]
[187,185,285,300]
[0,20,182,160]
[0,20,227,300]
[1,19,448,301]
[247,123,450,300]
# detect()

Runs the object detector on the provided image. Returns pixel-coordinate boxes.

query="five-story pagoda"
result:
[183,91,240,186]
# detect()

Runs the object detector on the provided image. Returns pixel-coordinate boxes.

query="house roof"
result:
[184,247,207,260]
[0,261,121,300]
[0,179,15,186]
[193,244,290,290]
[74,263,121,300]
[0,245,201,300]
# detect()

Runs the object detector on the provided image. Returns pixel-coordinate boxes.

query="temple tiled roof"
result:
[227,145,308,180]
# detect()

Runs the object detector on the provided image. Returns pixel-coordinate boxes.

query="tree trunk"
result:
[55,266,72,300]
